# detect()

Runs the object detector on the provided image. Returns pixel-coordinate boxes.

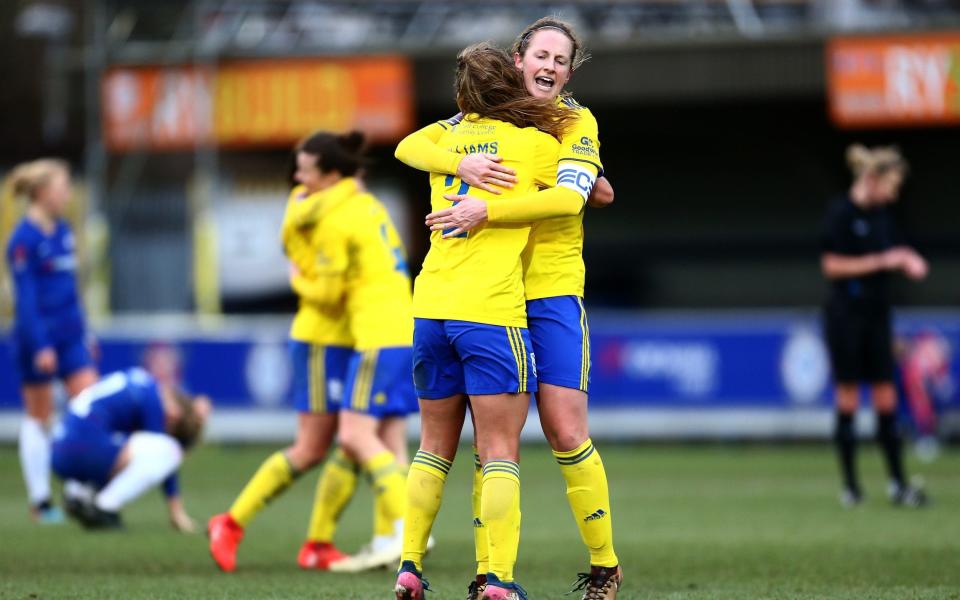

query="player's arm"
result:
[7,241,55,373]
[395,116,516,194]
[820,249,928,280]
[164,477,196,533]
[588,176,614,208]
[290,271,345,307]
[425,136,589,237]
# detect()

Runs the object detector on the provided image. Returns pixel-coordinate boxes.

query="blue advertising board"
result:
[2,311,958,418]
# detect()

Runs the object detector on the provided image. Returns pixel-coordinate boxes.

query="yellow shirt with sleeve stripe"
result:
[394,95,600,301]
[410,114,560,328]
[283,185,354,347]
[284,178,414,349]
[521,96,603,300]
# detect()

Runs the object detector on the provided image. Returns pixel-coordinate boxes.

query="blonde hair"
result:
[512,16,590,72]
[7,159,69,202]
[846,144,908,178]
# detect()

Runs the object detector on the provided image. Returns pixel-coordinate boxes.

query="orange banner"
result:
[103,57,414,150]
[827,33,960,128]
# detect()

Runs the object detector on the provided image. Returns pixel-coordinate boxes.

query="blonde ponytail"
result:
[846,144,908,178]
[7,159,69,202]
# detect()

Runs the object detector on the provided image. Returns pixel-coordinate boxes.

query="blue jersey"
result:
[58,368,178,496]
[5,218,86,353]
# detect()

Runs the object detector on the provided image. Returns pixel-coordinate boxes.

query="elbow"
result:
[587,177,614,208]
[394,139,412,164]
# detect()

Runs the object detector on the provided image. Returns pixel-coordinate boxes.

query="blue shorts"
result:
[342,347,419,418]
[527,296,590,393]
[13,336,95,385]
[289,341,353,414]
[51,415,124,488]
[413,319,537,399]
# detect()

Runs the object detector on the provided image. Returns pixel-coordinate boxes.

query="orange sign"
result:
[103,57,414,150]
[827,33,960,128]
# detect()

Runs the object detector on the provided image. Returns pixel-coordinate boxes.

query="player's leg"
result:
[93,432,182,519]
[825,301,864,505]
[300,446,357,569]
[60,337,98,398]
[340,351,408,540]
[396,320,466,599]
[396,394,464,600]
[456,322,534,597]
[300,345,356,569]
[528,296,620,597]
[376,414,410,540]
[468,408,489,597]
[833,383,862,505]
[20,381,59,522]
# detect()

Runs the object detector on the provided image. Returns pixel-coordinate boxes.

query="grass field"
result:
[1,442,958,599]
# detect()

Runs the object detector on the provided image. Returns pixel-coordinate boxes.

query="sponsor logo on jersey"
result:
[454,141,499,155]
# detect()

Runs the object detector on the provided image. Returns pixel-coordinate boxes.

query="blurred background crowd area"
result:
[0,0,958,440]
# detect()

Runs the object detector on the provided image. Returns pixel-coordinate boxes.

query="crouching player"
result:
[51,368,211,530]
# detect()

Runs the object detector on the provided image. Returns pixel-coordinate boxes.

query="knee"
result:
[337,424,366,456]
[541,418,589,453]
[287,442,326,471]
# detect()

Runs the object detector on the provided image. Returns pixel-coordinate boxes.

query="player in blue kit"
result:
[5,159,98,523]
[51,368,211,530]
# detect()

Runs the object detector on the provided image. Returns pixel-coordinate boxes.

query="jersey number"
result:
[443,175,469,239]
[379,223,408,273]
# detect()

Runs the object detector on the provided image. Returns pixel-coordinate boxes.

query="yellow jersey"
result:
[287,179,413,349]
[284,185,354,347]
[412,114,560,328]
[522,96,603,300]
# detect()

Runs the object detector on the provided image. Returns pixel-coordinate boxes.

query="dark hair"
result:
[294,130,367,178]
[512,17,589,71]
[455,42,574,140]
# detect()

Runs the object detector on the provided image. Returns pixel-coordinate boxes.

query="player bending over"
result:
[51,368,210,530]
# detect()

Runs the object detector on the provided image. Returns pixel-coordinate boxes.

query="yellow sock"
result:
[553,438,618,568]
[402,450,451,571]
[375,464,406,537]
[472,447,489,575]
[228,451,297,527]
[364,450,406,528]
[481,460,521,583]
[307,448,359,542]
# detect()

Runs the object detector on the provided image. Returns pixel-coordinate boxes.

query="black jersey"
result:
[820,196,904,304]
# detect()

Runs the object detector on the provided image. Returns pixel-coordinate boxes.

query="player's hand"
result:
[456,154,517,194]
[426,196,488,238]
[902,252,929,281]
[587,176,614,208]
[34,348,57,374]
[168,501,197,534]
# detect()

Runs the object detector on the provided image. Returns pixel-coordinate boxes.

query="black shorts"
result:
[823,298,895,383]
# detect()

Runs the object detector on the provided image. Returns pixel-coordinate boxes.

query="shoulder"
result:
[287,185,309,203]
[6,221,38,257]
[437,112,464,131]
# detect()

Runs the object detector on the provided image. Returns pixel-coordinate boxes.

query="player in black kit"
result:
[820,144,929,508]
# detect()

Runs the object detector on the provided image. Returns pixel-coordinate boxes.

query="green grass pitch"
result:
[1,443,958,599]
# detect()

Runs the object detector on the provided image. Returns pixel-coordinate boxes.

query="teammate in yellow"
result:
[395,18,622,600]
[207,131,417,574]
[393,43,577,600]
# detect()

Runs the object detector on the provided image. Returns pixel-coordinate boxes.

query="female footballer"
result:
[393,42,576,600]
[394,18,621,600]
[208,131,417,573]
[822,144,929,508]
[5,159,98,524]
